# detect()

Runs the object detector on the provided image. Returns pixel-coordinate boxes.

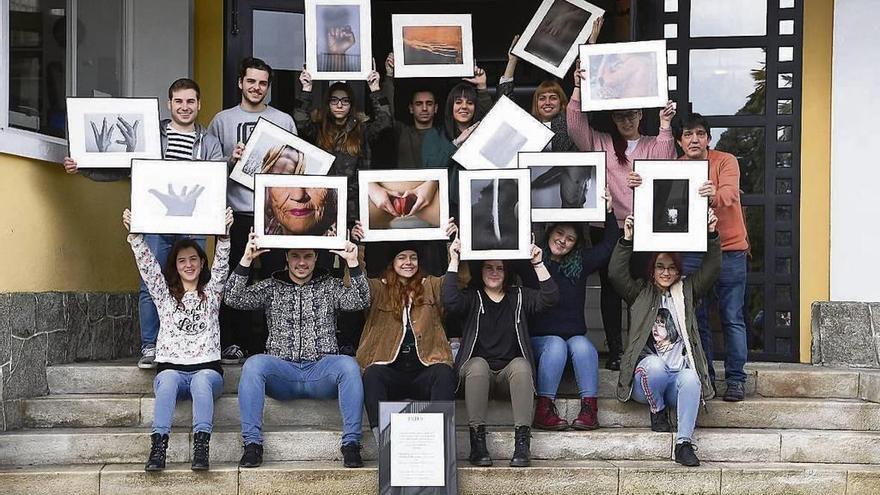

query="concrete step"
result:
[2,426,880,467]
[21,394,880,431]
[1,460,879,495]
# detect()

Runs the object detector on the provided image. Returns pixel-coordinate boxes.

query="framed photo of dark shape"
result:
[632,160,708,252]
[358,169,450,242]
[378,401,457,495]
[66,97,162,168]
[511,0,605,79]
[459,169,532,260]
[392,14,474,78]
[519,151,606,222]
[129,160,228,235]
[254,174,347,249]
[305,0,372,80]
[579,40,669,112]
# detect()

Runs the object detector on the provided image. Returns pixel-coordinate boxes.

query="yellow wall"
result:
[799,0,834,362]
[0,2,224,293]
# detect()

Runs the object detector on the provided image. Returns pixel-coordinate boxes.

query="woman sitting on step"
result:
[608,211,720,466]
[123,208,233,472]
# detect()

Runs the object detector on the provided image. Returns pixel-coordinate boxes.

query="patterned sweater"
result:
[129,234,230,365]
[223,265,370,362]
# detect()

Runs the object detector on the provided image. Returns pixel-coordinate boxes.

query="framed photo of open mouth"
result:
[391,14,474,78]
[632,159,708,253]
[459,169,532,260]
[578,40,669,112]
[305,0,373,80]
[254,174,348,250]
[518,151,606,222]
[358,169,450,242]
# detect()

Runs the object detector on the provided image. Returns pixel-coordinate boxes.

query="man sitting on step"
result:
[224,231,370,468]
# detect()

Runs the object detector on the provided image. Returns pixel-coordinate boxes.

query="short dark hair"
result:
[167,78,201,100]
[410,89,436,104]
[673,113,712,141]
[238,57,273,84]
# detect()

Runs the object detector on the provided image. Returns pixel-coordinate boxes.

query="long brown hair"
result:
[531,80,568,119]
[162,239,211,306]
[383,263,426,317]
[313,82,364,156]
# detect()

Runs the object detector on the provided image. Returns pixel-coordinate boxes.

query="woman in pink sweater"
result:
[566,61,677,370]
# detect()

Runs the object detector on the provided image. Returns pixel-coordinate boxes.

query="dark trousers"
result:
[362,361,456,428]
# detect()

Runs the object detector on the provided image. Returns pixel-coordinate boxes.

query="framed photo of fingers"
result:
[632,159,709,252]
[578,40,669,112]
[518,151,606,222]
[231,118,336,190]
[129,159,228,235]
[66,97,162,168]
[254,174,347,249]
[358,169,450,242]
[391,14,474,78]
[459,169,532,260]
[512,0,605,79]
[305,0,373,80]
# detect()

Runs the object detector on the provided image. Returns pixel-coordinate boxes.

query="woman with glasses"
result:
[608,211,720,467]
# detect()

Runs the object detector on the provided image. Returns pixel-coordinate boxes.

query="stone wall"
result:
[0,292,139,431]
[811,301,880,368]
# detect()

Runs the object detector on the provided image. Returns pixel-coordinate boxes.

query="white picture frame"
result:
[230,117,336,189]
[459,169,532,260]
[512,0,605,79]
[452,96,554,170]
[358,169,450,242]
[254,174,347,249]
[391,14,474,78]
[632,159,709,252]
[305,0,372,80]
[66,97,162,168]
[129,160,228,235]
[518,151,606,222]
[579,40,669,112]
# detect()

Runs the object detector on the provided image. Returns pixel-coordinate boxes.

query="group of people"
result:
[62,16,750,474]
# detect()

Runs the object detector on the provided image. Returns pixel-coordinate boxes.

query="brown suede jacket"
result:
[356,276,453,371]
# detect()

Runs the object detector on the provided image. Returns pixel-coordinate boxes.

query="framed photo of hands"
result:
[66,97,162,168]
[632,159,708,252]
[358,169,450,242]
[305,0,373,80]
[391,14,475,78]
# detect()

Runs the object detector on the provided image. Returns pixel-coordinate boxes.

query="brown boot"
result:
[571,397,599,430]
[533,396,569,431]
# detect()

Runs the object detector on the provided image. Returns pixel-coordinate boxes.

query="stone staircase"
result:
[1,360,880,494]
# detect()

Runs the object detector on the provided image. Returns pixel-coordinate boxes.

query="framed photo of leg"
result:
[459,169,532,260]
[518,151,606,222]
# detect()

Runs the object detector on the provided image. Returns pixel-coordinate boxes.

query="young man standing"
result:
[208,57,296,363]
[63,78,223,369]
[224,234,370,469]
[380,52,440,168]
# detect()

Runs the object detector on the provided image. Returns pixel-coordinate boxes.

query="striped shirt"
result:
[164,124,197,160]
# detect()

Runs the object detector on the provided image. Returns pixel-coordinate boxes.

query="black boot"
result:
[340,442,364,468]
[191,432,210,471]
[674,441,700,466]
[468,425,492,466]
[144,433,168,472]
[509,425,531,467]
[239,443,263,468]
[650,407,671,432]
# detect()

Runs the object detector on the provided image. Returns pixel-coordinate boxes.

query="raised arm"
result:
[121,210,171,304]
[365,71,393,144]
[204,209,234,295]
[441,237,472,316]
[223,230,273,310]
[647,100,677,159]
[581,204,620,275]
[329,241,371,311]
[293,71,318,141]
[522,243,559,314]
[608,216,644,304]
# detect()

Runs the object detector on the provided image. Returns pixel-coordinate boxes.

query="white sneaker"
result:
[221,345,245,365]
[138,345,157,369]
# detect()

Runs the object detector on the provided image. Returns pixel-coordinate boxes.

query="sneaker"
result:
[723,381,745,402]
[341,442,364,468]
[604,354,621,371]
[239,443,263,468]
[650,407,671,432]
[674,441,700,466]
[221,345,245,365]
[138,345,157,369]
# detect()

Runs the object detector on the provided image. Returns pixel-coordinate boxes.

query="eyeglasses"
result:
[612,111,641,123]
[654,264,679,274]
[329,96,351,107]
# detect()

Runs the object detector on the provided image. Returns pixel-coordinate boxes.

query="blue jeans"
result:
[531,335,599,399]
[139,234,206,351]
[681,250,748,385]
[631,355,701,443]
[238,354,364,445]
[152,369,223,435]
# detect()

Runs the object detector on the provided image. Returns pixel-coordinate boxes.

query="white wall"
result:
[830,0,880,301]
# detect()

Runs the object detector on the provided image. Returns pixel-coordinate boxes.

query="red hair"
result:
[646,252,683,286]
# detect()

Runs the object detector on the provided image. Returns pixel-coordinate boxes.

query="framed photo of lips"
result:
[632,159,708,252]
[358,169,450,242]
[254,174,348,249]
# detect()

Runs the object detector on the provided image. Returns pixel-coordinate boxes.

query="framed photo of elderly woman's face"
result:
[391,14,474,78]
[231,118,336,190]
[632,160,708,252]
[305,0,372,80]
[358,169,450,242]
[254,174,347,249]
[459,169,532,260]
[512,0,605,79]
[66,97,162,168]
[518,151,606,222]
[578,40,669,112]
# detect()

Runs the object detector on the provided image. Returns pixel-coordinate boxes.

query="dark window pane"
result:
[776,205,792,222]
[776,285,792,303]
[776,152,792,168]
[775,231,792,247]
[745,284,765,352]
[744,205,764,273]
[689,48,767,116]
[712,127,765,194]
[776,311,792,328]
[775,338,791,355]
[777,99,793,115]
[690,0,767,37]
[775,257,791,275]
[776,178,793,195]
[777,125,793,142]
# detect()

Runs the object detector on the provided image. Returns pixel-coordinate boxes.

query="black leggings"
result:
[362,362,456,428]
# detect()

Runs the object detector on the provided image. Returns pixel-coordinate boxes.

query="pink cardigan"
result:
[567,93,677,227]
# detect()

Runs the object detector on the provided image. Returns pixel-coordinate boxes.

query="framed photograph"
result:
[512,0,605,78]
[452,96,554,170]
[518,151,606,222]
[391,14,474,78]
[578,40,669,112]
[129,160,228,235]
[358,169,450,242]
[254,174,347,249]
[230,118,336,189]
[459,169,532,260]
[305,0,372,80]
[632,160,708,252]
[66,97,162,168]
